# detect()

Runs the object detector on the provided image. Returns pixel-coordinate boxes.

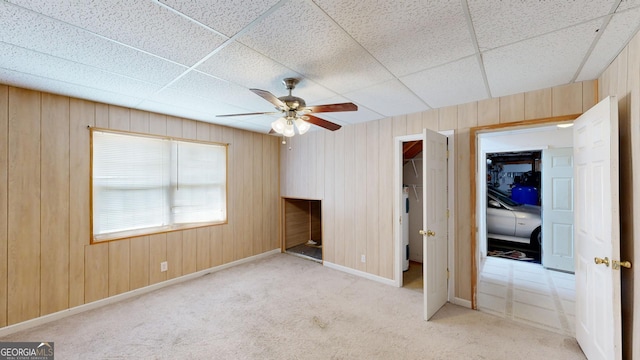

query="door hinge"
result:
[446,209,449,218]
[446,268,449,280]
[399,216,402,224]
[446,150,449,159]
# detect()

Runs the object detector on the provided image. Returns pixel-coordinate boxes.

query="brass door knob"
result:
[594,257,609,267]
[613,260,632,270]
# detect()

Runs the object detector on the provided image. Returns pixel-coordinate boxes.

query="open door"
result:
[421,128,448,320]
[542,147,574,272]
[574,96,621,359]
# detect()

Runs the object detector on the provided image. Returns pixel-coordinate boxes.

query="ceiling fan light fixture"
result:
[271,117,287,134]
[294,118,311,134]
[283,122,295,137]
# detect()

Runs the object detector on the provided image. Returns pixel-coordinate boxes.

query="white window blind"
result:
[92,130,227,241]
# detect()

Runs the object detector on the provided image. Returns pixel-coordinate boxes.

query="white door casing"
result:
[574,96,621,360]
[422,128,448,320]
[542,147,575,272]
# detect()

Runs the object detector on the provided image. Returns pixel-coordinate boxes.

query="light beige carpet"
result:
[1,253,585,359]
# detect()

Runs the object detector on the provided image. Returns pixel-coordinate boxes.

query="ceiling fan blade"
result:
[268,128,276,135]
[304,102,357,113]
[304,114,342,131]
[250,88,287,110]
[216,111,280,118]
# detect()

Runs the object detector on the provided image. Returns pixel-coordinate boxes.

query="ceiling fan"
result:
[217,78,357,138]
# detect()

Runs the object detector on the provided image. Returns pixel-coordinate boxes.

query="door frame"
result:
[393,130,455,302]
[469,115,580,309]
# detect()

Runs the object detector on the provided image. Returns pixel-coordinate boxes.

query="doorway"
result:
[401,140,424,292]
[283,198,322,262]
[475,123,576,336]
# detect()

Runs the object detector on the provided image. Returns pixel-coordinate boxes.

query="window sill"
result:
[92,220,228,243]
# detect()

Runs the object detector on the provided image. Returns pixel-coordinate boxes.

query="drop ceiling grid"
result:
[400,56,488,109]
[157,0,281,38]
[312,0,476,77]
[195,42,305,95]
[343,79,429,117]
[619,0,640,11]
[0,4,188,87]
[483,20,601,97]
[0,42,164,100]
[6,0,228,67]
[468,0,614,51]
[0,67,145,109]
[236,0,394,94]
[577,6,640,81]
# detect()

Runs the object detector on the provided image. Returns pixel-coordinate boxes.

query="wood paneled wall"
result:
[598,30,639,360]
[0,85,280,328]
[280,80,597,300]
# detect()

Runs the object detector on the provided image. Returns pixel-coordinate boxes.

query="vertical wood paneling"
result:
[69,98,93,308]
[210,225,223,267]
[314,132,325,200]
[108,105,130,131]
[84,243,108,303]
[129,109,149,133]
[334,128,346,266]
[196,227,211,270]
[457,102,478,129]
[499,93,525,123]
[422,109,439,131]
[524,88,552,120]
[392,115,407,136]
[552,83,583,116]
[0,85,7,327]
[149,233,167,285]
[455,129,472,301]
[378,118,393,279]
[40,93,70,316]
[95,103,109,128]
[261,137,274,253]
[407,113,422,134]
[323,132,336,263]
[182,119,197,140]
[438,106,458,130]
[7,87,41,325]
[251,133,262,256]
[108,240,129,296]
[477,98,499,126]
[166,116,182,137]
[222,127,235,263]
[366,121,380,275]
[129,236,150,290]
[241,129,255,258]
[148,113,167,136]
[182,229,197,274]
[166,232,182,280]
[582,80,597,112]
[343,125,357,269]
[354,123,367,271]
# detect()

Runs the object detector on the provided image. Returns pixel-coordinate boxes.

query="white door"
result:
[542,147,575,272]
[574,96,621,360]
[421,128,448,320]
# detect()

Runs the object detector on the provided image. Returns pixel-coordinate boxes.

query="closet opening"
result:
[401,140,423,291]
[283,198,322,262]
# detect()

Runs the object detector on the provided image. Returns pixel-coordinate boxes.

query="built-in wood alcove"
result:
[283,198,322,262]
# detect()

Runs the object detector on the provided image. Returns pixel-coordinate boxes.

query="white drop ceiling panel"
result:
[577,6,640,81]
[236,0,394,94]
[6,0,226,66]
[0,4,188,86]
[401,56,488,109]
[484,20,600,97]
[313,0,475,77]
[469,0,614,50]
[158,0,281,37]
[344,79,429,117]
[0,0,639,135]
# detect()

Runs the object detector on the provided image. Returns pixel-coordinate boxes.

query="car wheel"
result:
[530,227,541,251]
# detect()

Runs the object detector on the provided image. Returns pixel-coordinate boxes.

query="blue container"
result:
[511,185,539,205]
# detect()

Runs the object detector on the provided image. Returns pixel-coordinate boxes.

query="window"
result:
[91,129,227,242]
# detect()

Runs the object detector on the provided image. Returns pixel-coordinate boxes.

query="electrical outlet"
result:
[160,261,168,272]
[360,255,366,263]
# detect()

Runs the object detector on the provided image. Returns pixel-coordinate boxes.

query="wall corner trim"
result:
[323,261,396,287]
[451,297,472,309]
[0,249,282,337]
